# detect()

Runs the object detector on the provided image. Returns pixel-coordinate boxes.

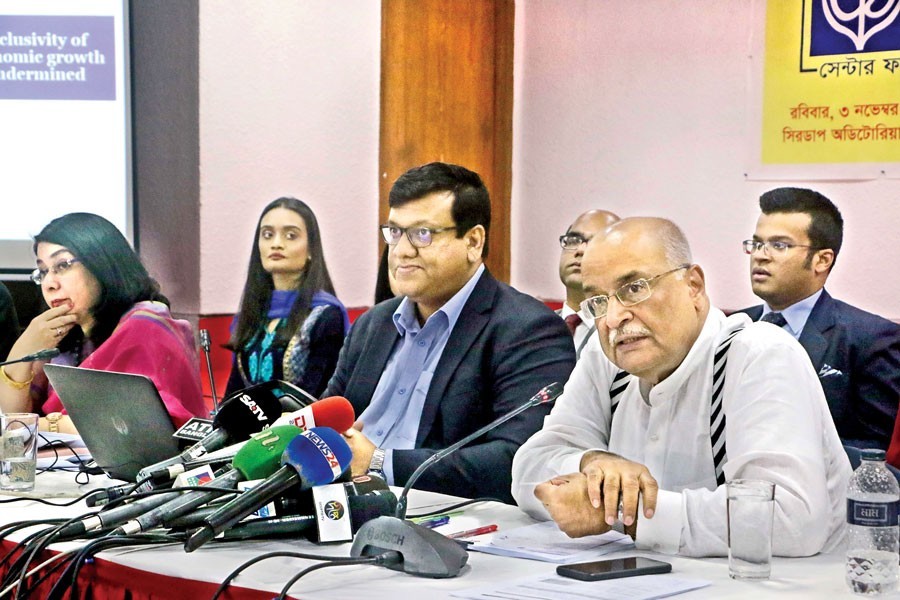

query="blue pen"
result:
[418,516,450,529]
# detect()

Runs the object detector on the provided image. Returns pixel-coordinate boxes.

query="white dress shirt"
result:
[558,303,595,359]
[512,308,851,557]
[760,288,823,340]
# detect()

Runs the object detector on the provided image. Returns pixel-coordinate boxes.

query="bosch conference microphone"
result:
[351,382,564,578]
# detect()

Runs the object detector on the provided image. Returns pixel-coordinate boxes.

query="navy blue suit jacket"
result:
[739,290,900,449]
[323,270,576,503]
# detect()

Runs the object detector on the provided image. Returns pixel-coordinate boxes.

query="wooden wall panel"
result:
[380,0,514,281]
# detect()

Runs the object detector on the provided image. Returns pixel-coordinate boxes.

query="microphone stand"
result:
[395,380,563,519]
[199,329,219,416]
[0,348,61,367]
[350,381,563,578]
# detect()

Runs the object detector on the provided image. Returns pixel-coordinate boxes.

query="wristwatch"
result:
[367,448,386,480]
[46,412,63,433]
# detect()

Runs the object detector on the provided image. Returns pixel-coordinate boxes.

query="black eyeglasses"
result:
[380,225,457,248]
[31,257,81,286]
[559,233,590,251]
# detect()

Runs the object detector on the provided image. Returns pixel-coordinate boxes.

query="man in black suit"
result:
[557,209,619,359]
[738,187,900,450]
[327,162,575,502]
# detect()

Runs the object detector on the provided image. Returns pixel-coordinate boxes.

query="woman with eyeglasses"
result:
[224,197,349,399]
[0,213,205,434]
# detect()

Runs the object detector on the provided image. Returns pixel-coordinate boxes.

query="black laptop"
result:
[43,364,181,482]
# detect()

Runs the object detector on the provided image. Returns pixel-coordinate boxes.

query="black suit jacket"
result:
[324,270,576,503]
[739,290,900,449]
[0,283,18,360]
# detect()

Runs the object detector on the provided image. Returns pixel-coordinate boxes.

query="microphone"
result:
[144,396,356,485]
[222,489,397,541]
[183,427,352,552]
[271,396,355,430]
[57,425,304,538]
[396,381,563,519]
[113,425,305,535]
[350,382,563,578]
[167,478,396,539]
[135,385,288,485]
[0,348,61,367]
[199,329,220,416]
[246,379,319,412]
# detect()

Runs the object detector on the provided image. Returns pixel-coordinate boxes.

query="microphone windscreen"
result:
[313,396,355,431]
[350,490,398,532]
[282,427,352,486]
[213,384,286,439]
[232,425,303,480]
[279,396,355,433]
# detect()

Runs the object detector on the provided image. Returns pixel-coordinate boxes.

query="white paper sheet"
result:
[468,520,635,563]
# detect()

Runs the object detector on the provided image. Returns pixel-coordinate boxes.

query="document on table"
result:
[37,432,90,470]
[38,432,85,449]
[467,520,635,563]
[451,573,711,600]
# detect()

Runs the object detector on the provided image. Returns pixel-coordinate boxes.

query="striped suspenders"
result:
[608,327,744,486]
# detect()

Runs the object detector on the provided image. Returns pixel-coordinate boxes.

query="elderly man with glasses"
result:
[512,217,850,558]
[326,162,575,503]
[736,187,900,455]
[557,210,619,359]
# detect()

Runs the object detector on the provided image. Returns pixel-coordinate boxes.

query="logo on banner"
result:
[810,0,900,55]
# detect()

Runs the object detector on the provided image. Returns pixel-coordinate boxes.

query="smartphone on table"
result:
[556,556,672,582]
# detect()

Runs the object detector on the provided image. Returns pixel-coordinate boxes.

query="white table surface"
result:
[1,470,893,599]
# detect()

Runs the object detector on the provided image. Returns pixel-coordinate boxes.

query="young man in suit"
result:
[327,162,576,503]
[557,209,619,359]
[738,187,900,451]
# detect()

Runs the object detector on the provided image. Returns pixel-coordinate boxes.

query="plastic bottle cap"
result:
[859,449,886,462]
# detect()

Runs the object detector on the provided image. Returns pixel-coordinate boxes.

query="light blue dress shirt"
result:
[359,264,486,483]
[760,289,823,340]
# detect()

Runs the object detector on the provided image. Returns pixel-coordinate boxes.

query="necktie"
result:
[564,313,582,337]
[760,312,787,328]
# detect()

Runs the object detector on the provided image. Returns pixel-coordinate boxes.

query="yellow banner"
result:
[762,0,900,164]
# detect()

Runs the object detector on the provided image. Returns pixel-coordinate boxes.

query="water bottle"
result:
[846,449,900,595]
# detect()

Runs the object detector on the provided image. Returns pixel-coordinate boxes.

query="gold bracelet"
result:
[0,365,34,390]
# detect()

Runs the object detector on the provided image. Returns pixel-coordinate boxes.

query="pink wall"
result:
[194,2,898,322]
[198,1,381,314]
[511,1,900,320]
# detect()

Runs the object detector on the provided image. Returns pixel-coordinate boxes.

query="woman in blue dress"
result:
[225,197,349,399]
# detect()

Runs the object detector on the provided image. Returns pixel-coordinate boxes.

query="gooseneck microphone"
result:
[199,329,220,415]
[183,427,352,552]
[0,348,61,367]
[395,381,564,520]
[350,382,563,578]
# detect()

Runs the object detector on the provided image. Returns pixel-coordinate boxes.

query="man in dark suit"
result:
[738,187,900,451]
[557,209,619,359]
[326,162,575,503]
